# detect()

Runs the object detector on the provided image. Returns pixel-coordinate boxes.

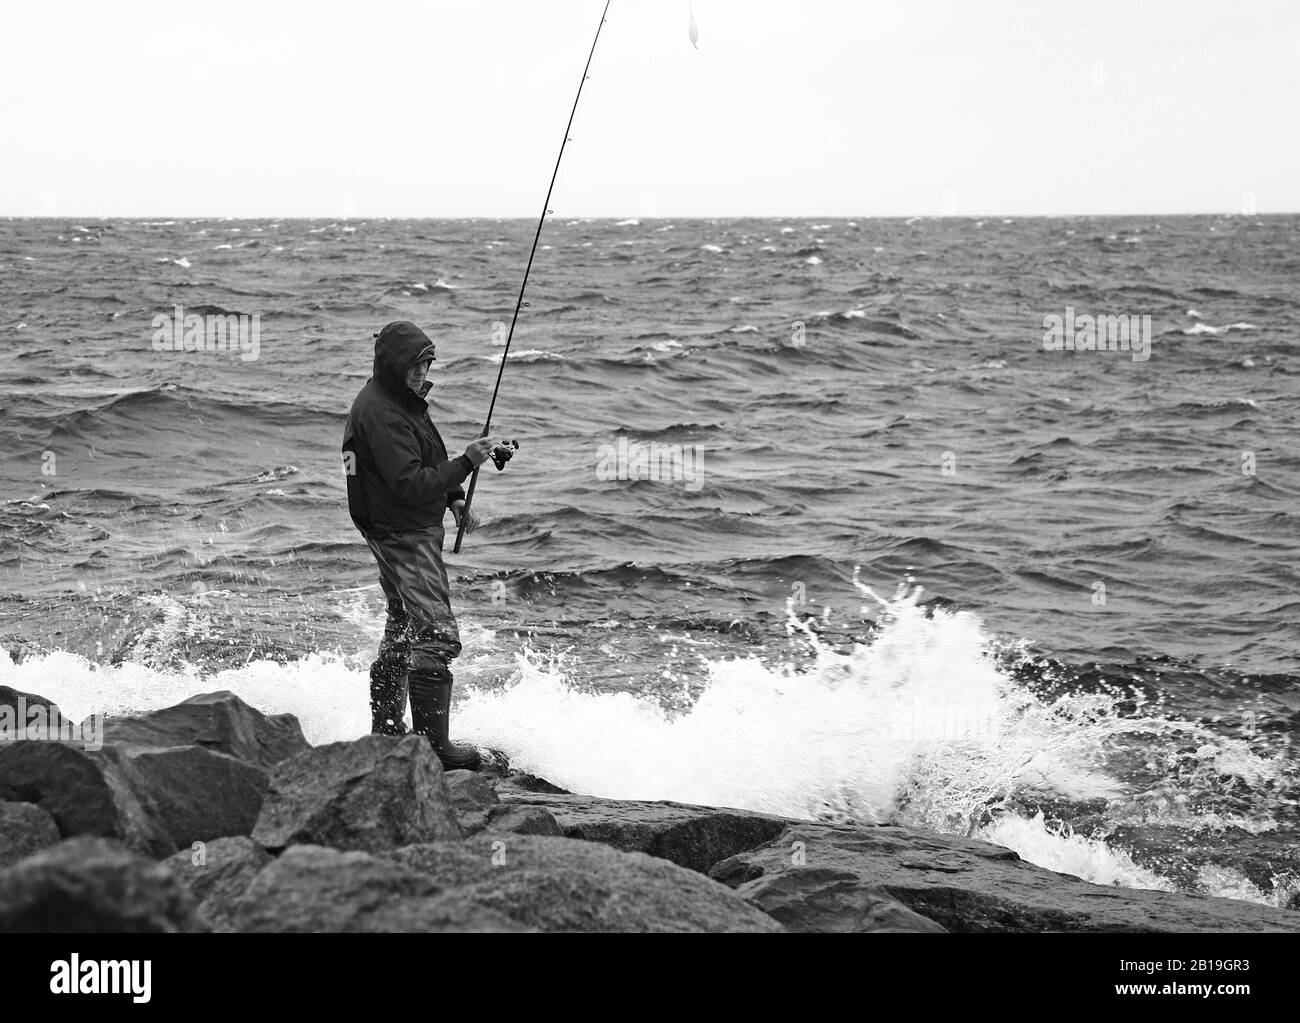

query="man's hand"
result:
[450,500,481,534]
[464,437,497,467]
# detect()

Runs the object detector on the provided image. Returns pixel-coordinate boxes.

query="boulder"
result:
[101,690,310,770]
[0,686,69,739]
[444,768,500,833]
[252,734,461,853]
[732,866,947,932]
[495,782,788,874]
[161,837,272,932]
[0,742,173,858]
[386,833,784,933]
[709,822,1300,933]
[228,844,527,932]
[0,738,271,858]
[0,837,203,932]
[0,801,61,868]
[127,746,267,849]
[482,805,563,836]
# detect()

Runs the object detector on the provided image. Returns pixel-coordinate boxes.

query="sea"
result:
[1,214,1297,906]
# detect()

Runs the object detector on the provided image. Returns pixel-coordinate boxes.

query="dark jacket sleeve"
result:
[359,404,472,506]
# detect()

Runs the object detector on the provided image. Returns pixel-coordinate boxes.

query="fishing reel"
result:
[489,439,519,471]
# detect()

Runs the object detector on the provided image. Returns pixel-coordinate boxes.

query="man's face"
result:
[406,358,432,392]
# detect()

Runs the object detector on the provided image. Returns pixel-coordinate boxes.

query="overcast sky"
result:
[2,0,1297,217]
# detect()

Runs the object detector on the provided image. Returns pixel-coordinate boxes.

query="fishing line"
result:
[453,0,613,554]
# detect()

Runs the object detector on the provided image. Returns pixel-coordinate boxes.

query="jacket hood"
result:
[373,321,436,399]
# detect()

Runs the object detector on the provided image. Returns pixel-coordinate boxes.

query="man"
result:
[342,320,499,770]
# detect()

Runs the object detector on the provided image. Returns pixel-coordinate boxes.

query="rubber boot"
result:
[369,655,409,736]
[409,667,480,770]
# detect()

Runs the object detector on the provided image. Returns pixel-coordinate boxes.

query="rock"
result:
[444,773,560,835]
[709,822,1300,933]
[161,837,272,932]
[386,833,785,932]
[482,805,563,836]
[444,768,500,832]
[0,742,174,858]
[0,836,203,932]
[0,738,271,858]
[500,771,569,794]
[228,844,526,932]
[732,866,947,932]
[0,801,61,868]
[101,690,310,770]
[0,686,69,739]
[495,782,788,873]
[252,734,461,853]
[127,747,268,849]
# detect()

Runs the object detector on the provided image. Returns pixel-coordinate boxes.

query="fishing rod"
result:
[453,0,613,554]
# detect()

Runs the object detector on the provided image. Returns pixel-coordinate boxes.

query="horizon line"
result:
[3,211,1297,221]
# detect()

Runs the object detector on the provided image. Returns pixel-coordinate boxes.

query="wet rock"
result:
[252,734,461,853]
[0,801,61,868]
[495,783,788,873]
[228,844,526,932]
[386,833,784,933]
[0,742,173,857]
[0,836,203,932]
[128,747,268,849]
[709,822,1300,933]
[731,866,948,932]
[161,837,273,932]
[482,804,563,836]
[444,768,500,833]
[0,686,69,739]
[102,691,310,771]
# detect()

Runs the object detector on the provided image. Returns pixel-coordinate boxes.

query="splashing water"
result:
[457,582,1147,825]
[2,576,1293,900]
[979,813,1176,891]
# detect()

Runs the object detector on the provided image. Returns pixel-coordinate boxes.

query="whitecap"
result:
[1181,322,1257,336]
[486,349,563,364]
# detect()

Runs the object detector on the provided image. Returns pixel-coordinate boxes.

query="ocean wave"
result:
[1181,321,1258,335]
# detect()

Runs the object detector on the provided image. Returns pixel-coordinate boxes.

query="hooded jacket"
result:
[342,323,474,537]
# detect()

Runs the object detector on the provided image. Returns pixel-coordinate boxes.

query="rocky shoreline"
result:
[1,686,1297,933]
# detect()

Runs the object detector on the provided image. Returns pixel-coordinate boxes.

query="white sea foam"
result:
[1,579,1288,903]
[978,813,1175,891]
[485,349,563,363]
[1181,322,1257,335]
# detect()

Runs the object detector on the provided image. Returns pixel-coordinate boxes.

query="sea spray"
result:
[2,577,1294,901]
